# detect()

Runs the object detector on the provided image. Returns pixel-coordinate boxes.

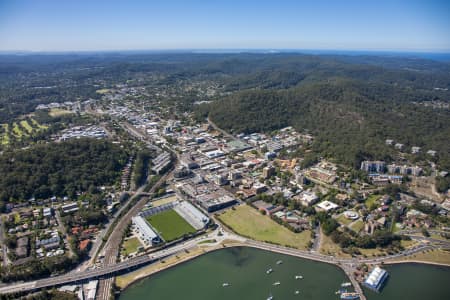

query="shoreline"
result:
[384,260,450,268]
[117,243,450,294]
[117,241,245,291]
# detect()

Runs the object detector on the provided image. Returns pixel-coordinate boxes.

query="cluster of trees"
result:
[330,229,403,250]
[436,176,450,193]
[62,208,108,228]
[316,211,403,250]
[1,290,77,300]
[0,138,128,207]
[132,149,154,187]
[198,79,450,169]
[0,255,78,282]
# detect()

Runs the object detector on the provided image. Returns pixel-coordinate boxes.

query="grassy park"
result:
[121,237,142,256]
[217,204,311,249]
[146,209,196,242]
[365,194,380,210]
[49,108,73,117]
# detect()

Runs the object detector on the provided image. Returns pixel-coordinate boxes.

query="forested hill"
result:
[198,79,450,169]
[0,139,128,206]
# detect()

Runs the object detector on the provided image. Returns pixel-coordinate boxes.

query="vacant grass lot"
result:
[365,194,380,209]
[390,249,450,266]
[217,204,311,249]
[151,195,177,207]
[336,214,353,226]
[96,88,110,94]
[49,108,73,117]
[146,209,196,242]
[121,237,142,256]
[348,219,365,233]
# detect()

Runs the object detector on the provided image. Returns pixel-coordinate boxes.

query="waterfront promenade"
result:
[0,224,444,298]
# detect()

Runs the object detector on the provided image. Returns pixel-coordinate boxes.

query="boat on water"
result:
[267,293,274,300]
[276,260,283,265]
[295,275,303,279]
[295,290,300,295]
[340,292,360,300]
[266,268,273,274]
[273,281,281,286]
[341,282,352,287]
[222,283,230,287]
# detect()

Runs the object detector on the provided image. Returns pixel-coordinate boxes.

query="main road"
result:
[0,225,446,296]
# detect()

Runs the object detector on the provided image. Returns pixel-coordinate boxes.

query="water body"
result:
[363,263,450,300]
[120,247,348,300]
[120,247,450,300]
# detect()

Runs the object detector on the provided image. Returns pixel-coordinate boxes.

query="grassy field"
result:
[336,214,353,226]
[96,88,110,94]
[121,237,142,256]
[1,119,47,146]
[400,239,418,249]
[348,219,365,233]
[217,205,311,249]
[319,232,351,258]
[20,120,33,134]
[146,209,196,242]
[31,118,48,129]
[49,108,73,117]
[12,122,23,137]
[389,249,450,266]
[151,195,177,207]
[365,194,380,210]
[1,124,9,145]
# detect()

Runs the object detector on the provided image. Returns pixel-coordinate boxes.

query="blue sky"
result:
[0,0,449,52]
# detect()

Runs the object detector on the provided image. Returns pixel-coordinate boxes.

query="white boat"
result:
[276,260,283,265]
[222,283,230,287]
[295,290,300,295]
[273,281,281,286]
[266,268,273,274]
[341,282,352,287]
[267,294,274,300]
[295,275,303,279]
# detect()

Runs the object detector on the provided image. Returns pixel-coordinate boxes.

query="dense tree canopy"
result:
[199,80,450,168]
[0,139,128,203]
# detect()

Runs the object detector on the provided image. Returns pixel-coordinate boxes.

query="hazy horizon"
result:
[1,0,449,52]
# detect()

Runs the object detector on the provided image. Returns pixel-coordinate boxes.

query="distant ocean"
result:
[190,49,450,62]
[2,49,450,62]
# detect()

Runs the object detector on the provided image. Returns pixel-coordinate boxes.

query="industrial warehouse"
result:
[132,199,210,246]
